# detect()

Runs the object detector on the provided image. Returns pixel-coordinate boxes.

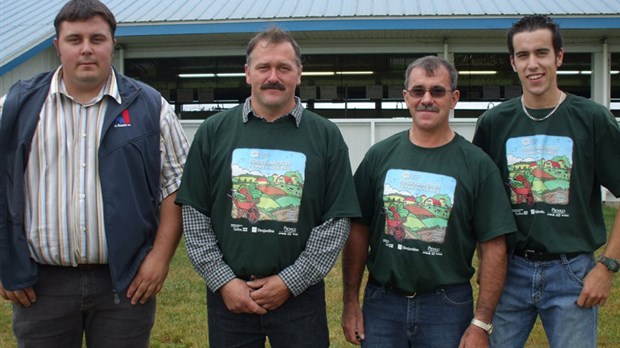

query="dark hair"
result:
[404,55,458,91]
[246,26,302,68]
[54,0,117,38]
[507,15,563,56]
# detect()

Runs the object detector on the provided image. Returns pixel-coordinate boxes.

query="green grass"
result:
[2,206,620,347]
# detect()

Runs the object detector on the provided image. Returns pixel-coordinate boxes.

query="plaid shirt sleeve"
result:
[182,205,236,291]
[279,217,351,296]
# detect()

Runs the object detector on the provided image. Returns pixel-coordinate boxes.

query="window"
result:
[124,52,601,119]
[454,53,518,118]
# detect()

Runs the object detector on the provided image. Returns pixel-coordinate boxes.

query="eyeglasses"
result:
[406,86,453,98]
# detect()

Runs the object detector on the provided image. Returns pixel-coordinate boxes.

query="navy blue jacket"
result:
[0,68,162,293]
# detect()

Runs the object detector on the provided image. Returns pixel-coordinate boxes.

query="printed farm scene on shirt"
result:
[382,169,456,243]
[506,135,572,206]
[230,148,305,224]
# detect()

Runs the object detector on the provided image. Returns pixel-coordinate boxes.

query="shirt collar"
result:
[50,66,121,106]
[242,96,304,127]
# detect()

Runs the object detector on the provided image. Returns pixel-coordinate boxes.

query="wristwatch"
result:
[598,255,620,273]
[470,318,493,335]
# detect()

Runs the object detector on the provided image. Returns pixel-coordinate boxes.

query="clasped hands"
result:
[220,275,291,315]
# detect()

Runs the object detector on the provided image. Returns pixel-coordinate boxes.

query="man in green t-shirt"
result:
[175,26,360,348]
[473,15,620,348]
[342,55,516,347]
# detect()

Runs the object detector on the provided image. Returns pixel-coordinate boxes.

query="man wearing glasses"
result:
[342,55,516,347]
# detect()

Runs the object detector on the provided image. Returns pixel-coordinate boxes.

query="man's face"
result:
[245,40,302,118]
[510,28,563,99]
[54,15,115,93]
[403,66,459,133]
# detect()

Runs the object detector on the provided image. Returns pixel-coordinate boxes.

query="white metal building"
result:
[2,0,620,182]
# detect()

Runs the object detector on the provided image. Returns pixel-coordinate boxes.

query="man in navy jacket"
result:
[0,0,188,346]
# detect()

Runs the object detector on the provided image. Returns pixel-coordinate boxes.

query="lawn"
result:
[1,206,619,347]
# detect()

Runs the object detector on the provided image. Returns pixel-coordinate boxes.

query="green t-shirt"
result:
[176,106,360,277]
[473,94,620,253]
[355,131,516,293]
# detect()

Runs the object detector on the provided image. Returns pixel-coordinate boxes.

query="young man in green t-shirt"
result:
[176,26,360,348]
[342,55,516,347]
[473,15,620,347]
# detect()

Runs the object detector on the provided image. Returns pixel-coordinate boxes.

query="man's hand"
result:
[126,250,170,304]
[247,275,291,311]
[459,325,489,348]
[0,282,36,307]
[341,301,365,345]
[220,278,268,314]
[125,192,182,304]
[577,262,614,307]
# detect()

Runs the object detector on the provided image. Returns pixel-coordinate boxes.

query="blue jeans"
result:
[207,280,329,348]
[12,264,155,348]
[361,281,473,348]
[490,252,597,348]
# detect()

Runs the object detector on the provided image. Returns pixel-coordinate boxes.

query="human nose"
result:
[526,55,539,70]
[80,41,94,55]
[266,68,279,82]
[420,90,434,104]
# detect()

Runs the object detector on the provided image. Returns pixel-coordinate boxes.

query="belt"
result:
[513,248,580,262]
[38,263,108,270]
[367,275,418,298]
[76,264,107,270]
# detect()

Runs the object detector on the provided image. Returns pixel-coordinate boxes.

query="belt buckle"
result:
[524,249,537,261]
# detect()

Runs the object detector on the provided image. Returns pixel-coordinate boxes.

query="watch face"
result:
[600,256,620,272]
[609,259,620,272]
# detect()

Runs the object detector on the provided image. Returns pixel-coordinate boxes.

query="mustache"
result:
[260,82,286,91]
[415,105,440,112]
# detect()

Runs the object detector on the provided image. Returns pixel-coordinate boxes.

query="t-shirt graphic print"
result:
[506,135,572,207]
[383,169,456,244]
[231,148,306,224]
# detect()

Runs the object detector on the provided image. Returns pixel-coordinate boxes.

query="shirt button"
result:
[80,194,86,199]
[81,163,86,168]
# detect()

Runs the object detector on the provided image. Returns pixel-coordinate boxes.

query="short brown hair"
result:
[54,0,117,38]
[507,15,563,57]
[246,26,302,68]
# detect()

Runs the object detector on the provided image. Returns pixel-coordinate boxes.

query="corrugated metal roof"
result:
[106,0,620,20]
[111,0,620,20]
[2,0,620,74]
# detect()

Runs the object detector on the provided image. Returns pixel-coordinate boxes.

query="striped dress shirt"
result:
[22,67,188,266]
